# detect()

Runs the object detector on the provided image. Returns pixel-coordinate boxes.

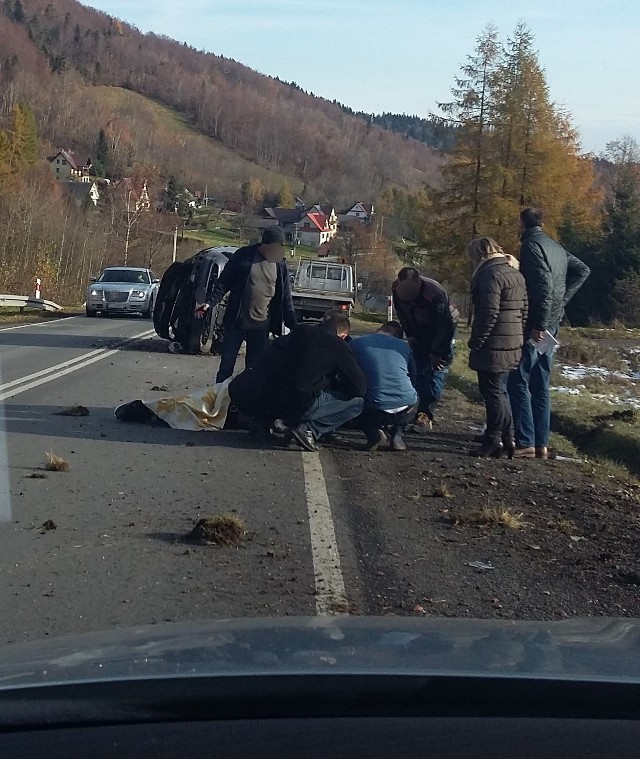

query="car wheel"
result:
[187,308,214,354]
[85,307,97,318]
[142,298,154,319]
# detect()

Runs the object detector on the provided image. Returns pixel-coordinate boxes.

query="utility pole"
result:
[172,226,178,263]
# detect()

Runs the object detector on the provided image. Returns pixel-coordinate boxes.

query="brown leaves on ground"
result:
[44,452,69,472]
[186,515,247,546]
[433,483,453,498]
[452,506,527,530]
[549,518,576,533]
[35,520,57,534]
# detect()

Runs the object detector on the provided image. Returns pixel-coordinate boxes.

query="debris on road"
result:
[27,472,47,479]
[186,515,247,546]
[37,520,57,533]
[44,451,70,472]
[54,405,90,417]
[150,385,169,392]
[453,507,527,529]
[464,560,496,571]
[432,483,453,498]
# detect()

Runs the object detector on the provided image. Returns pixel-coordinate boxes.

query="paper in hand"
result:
[528,331,559,355]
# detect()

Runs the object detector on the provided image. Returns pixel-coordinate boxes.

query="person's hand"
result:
[531,329,546,342]
[194,303,210,319]
[430,354,447,371]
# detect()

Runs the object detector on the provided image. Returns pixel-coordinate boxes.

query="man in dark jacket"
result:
[229,313,366,451]
[195,227,297,382]
[508,207,590,459]
[392,267,458,431]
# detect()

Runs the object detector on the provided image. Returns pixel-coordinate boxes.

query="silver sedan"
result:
[85,267,159,318]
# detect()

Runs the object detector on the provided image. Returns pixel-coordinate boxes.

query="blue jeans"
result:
[216,326,269,383]
[415,356,449,421]
[302,391,364,440]
[507,340,554,448]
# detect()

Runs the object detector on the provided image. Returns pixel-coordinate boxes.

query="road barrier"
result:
[0,294,63,313]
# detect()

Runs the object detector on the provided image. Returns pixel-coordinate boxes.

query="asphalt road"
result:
[0,314,363,644]
[3,316,639,645]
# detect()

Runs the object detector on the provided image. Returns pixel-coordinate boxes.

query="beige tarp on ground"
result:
[142,379,232,431]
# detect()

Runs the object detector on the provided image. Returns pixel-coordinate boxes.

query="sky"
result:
[85,0,638,154]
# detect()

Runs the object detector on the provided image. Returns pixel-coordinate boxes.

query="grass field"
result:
[448,325,640,476]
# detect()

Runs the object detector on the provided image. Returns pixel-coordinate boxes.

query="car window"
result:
[98,270,150,284]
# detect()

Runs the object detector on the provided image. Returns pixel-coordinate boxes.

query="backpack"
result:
[153,246,236,354]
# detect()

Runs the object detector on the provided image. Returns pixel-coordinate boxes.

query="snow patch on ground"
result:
[559,363,640,382]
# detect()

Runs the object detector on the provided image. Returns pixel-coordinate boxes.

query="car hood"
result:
[0,616,639,689]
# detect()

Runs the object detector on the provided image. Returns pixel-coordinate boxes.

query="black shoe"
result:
[365,428,387,451]
[291,423,317,452]
[390,432,407,451]
[114,400,164,425]
[469,441,503,458]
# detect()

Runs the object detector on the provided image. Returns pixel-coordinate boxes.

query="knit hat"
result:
[262,227,286,245]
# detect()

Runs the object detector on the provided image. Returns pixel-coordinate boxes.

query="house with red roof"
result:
[297,210,337,248]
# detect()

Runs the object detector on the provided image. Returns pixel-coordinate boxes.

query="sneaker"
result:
[390,432,407,451]
[168,341,183,354]
[272,418,288,434]
[365,428,387,451]
[535,446,548,460]
[409,412,433,433]
[290,423,317,452]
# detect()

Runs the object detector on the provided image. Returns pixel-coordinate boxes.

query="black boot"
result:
[469,441,503,458]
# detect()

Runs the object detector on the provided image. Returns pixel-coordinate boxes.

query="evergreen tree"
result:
[94,128,109,177]
[437,24,500,240]
[2,0,13,19]
[12,0,23,23]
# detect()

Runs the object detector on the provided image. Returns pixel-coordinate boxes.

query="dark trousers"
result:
[301,391,364,440]
[360,403,419,437]
[415,353,450,420]
[216,326,269,383]
[476,371,513,445]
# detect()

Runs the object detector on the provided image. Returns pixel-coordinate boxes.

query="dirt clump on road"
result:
[327,385,640,620]
[187,515,247,546]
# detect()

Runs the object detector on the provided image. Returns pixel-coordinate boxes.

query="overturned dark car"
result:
[153,246,237,354]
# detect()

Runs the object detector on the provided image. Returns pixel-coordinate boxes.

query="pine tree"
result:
[94,128,109,177]
[20,104,38,165]
[437,24,500,240]
[12,0,23,23]
[2,0,13,19]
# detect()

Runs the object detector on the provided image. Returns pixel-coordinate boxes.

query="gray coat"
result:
[468,256,528,373]
[519,226,590,333]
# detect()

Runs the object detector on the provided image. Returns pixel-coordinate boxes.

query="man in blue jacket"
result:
[195,227,297,382]
[350,321,419,451]
[509,207,590,459]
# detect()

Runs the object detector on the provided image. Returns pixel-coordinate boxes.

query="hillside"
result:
[0,0,442,204]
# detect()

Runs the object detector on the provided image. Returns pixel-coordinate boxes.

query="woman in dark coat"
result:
[468,237,528,458]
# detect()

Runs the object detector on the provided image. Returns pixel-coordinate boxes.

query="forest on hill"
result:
[1,1,640,327]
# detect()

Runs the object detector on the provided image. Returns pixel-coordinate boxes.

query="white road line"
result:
[0,329,156,401]
[302,450,349,616]
[0,316,78,332]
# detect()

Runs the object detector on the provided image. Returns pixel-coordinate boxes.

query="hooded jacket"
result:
[519,226,590,334]
[468,255,528,373]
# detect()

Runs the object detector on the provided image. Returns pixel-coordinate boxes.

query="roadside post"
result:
[35,278,42,300]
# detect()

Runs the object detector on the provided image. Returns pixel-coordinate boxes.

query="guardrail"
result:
[0,294,63,313]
